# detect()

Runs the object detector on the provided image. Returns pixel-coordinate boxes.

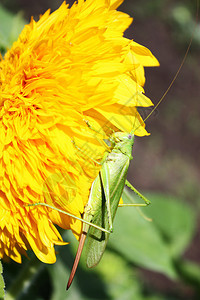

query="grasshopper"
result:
[29,125,152,289]
[66,130,151,289]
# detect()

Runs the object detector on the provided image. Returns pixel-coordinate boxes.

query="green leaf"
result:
[0,260,5,300]
[175,259,200,287]
[144,193,196,258]
[94,249,145,300]
[108,188,177,279]
[48,257,82,300]
[49,232,151,300]
[0,4,26,53]
[48,231,111,300]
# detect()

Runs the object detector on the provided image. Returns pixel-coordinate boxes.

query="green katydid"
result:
[66,129,151,289]
[28,126,151,289]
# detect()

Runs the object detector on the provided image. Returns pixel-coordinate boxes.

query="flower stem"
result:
[5,256,42,300]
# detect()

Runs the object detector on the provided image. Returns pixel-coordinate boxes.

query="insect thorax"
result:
[111,132,134,158]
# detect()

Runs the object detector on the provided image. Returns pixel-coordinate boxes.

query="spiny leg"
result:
[84,119,112,149]
[118,188,152,221]
[27,203,110,233]
[71,139,102,165]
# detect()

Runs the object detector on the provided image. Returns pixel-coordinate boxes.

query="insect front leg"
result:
[118,180,151,207]
[125,180,151,205]
[71,138,102,165]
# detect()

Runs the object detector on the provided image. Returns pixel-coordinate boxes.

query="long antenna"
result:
[134,0,199,133]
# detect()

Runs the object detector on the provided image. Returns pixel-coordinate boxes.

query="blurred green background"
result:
[0,0,200,299]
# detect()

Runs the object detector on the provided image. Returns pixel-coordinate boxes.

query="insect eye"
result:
[128,134,132,139]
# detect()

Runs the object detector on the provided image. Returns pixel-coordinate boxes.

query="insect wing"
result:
[86,155,130,268]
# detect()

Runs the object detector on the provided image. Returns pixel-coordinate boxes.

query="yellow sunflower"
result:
[0,0,159,264]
